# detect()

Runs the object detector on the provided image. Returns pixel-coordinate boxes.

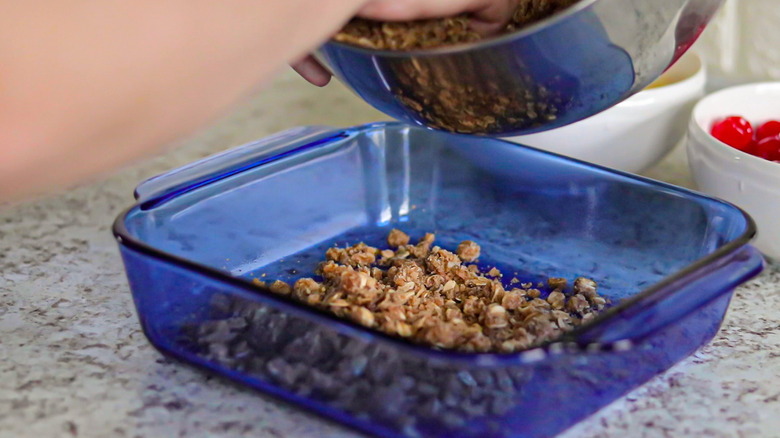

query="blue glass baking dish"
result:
[114,122,762,438]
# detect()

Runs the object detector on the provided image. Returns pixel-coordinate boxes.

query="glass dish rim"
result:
[113,122,758,364]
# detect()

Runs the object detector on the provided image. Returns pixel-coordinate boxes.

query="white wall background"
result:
[695,0,780,87]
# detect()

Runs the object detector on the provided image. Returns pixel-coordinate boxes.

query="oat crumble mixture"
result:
[255,230,607,354]
[331,1,580,134]
[335,0,581,50]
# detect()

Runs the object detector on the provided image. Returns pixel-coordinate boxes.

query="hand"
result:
[359,0,518,34]
[293,0,518,86]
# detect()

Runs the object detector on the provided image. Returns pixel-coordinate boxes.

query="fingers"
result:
[469,0,518,34]
[359,0,490,21]
[295,0,518,88]
[359,0,517,35]
[291,55,332,87]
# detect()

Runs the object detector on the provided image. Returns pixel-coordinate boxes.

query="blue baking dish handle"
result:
[574,245,764,346]
[133,125,346,209]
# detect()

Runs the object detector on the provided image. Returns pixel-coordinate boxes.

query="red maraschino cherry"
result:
[757,120,780,142]
[711,116,755,152]
[754,135,780,161]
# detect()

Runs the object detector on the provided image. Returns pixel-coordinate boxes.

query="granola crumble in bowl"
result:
[333,0,582,51]
[318,0,724,135]
[115,123,761,438]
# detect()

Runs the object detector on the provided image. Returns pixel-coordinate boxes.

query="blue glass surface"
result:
[115,122,762,438]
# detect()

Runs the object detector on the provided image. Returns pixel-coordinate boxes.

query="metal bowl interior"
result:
[318,0,724,136]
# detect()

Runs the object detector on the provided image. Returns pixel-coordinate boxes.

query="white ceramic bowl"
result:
[504,51,706,173]
[687,82,780,260]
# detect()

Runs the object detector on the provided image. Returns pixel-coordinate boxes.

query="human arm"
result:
[0,0,517,202]
[0,0,368,201]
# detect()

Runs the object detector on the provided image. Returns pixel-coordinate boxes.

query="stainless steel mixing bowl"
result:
[318,0,724,136]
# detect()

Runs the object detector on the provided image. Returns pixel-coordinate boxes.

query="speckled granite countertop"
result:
[1,72,779,438]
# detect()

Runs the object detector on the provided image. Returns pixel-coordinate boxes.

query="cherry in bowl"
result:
[710,117,780,163]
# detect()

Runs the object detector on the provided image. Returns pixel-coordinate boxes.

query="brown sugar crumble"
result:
[333,1,581,134]
[387,228,411,247]
[456,240,481,262]
[332,1,581,135]
[259,229,608,353]
[335,0,581,51]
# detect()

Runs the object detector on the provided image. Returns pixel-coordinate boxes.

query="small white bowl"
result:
[687,82,780,260]
[504,51,706,173]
